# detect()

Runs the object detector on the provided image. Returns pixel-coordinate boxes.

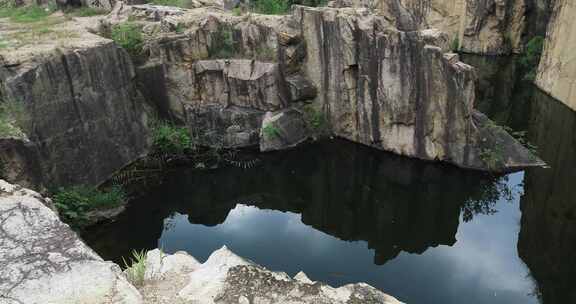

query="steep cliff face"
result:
[0,20,149,187]
[111,3,542,172]
[296,5,539,171]
[535,0,576,111]
[332,0,526,54]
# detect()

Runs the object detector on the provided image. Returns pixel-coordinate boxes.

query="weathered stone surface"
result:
[332,0,526,54]
[296,5,542,172]
[186,103,264,148]
[260,108,309,151]
[139,246,404,304]
[0,180,143,304]
[286,74,317,102]
[535,0,576,111]
[0,22,149,187]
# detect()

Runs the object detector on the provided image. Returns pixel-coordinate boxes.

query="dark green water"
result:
[83,56,576,304]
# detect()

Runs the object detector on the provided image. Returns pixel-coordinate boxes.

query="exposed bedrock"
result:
[0,179,142,304]
[0,25,150,188]
[114,3,542,172]
[535,0,576,111]
[330,0,527,55]
[0,179,403,304]
[296,5,541,171]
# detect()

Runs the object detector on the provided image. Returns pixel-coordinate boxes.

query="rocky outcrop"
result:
[331,0,526,54]
[535,0,576,111]
[0,18,149,187]
[104,3,542,172]
[0,179,142,304]
[296,5,541,171]
[260,108,309,151]
[139,247,403,304]
[0,179,403,304]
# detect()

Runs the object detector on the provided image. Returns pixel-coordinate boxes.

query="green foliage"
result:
[0,99,29,138]
[65,7,108,17]
[232,7,242,16]
[174,22,185,34]
[250,0,290,15]
[111,22,143,56]
[518,36,544,81]
[451,37,459,52]
[151,121,192,155]
[53,185,127,228]
[208,26,235,58]
[122,249,147,286]
[502,126,539,160]
[263,123,281,139]
[479,146,504,171]
[302,104,328,137]
[0,4,54,23]
[148,0,194,8]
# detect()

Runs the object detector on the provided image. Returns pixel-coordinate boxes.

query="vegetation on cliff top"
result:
[111,22,144,57]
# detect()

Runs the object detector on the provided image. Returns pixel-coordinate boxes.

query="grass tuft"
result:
[111,22,143,56]
[123,249,148,286]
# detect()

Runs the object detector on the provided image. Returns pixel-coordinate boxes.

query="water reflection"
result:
[518,89,576,303]
[83,140,535,304]
[461,54,576,304]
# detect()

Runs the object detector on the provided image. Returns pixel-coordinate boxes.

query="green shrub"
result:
[148,0,193,8]
[208,26,235,58]
[451,37,460,52]
[54,185,127,228]
[250,0,290,15]
[262,123,281,139]
[302,104,328,136]
[0,100,29,138]
[518,36,544,81]
[123,249,148,286]
[151,121,192,155]
[111,22,143,56]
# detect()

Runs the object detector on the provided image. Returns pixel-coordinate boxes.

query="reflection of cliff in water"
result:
[518,89,576,303]
[84,140,511,266]
[461,54,576,304]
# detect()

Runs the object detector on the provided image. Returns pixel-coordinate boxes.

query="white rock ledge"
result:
[0,180,403,304]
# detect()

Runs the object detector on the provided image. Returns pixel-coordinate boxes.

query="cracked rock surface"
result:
[0,180,142,304]
[139,247,404,304]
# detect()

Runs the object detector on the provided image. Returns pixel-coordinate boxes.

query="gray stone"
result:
[286,74,317,102]
[186,103,264,148]
[0,25,149,187]
[260,108,309,152]
[140,247,404,304]
[0,180,143,304]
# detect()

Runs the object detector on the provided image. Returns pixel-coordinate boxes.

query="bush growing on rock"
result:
[111,22,143,57]
[151,121,193,155]
[518,36,544,81]
[54,185,127,228]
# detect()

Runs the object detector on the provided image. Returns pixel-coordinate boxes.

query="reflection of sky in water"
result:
[159,172,537,304]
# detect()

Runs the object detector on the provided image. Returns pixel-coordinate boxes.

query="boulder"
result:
[0,180,143,304]
[139,246,404,304]
[260,108,309,152]
[186,103,264,148]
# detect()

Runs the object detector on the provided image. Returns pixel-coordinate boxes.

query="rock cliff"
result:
[331,0,526,54]
[110,3,542,172]
[535,0,576,111]
[0,15,150,188]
